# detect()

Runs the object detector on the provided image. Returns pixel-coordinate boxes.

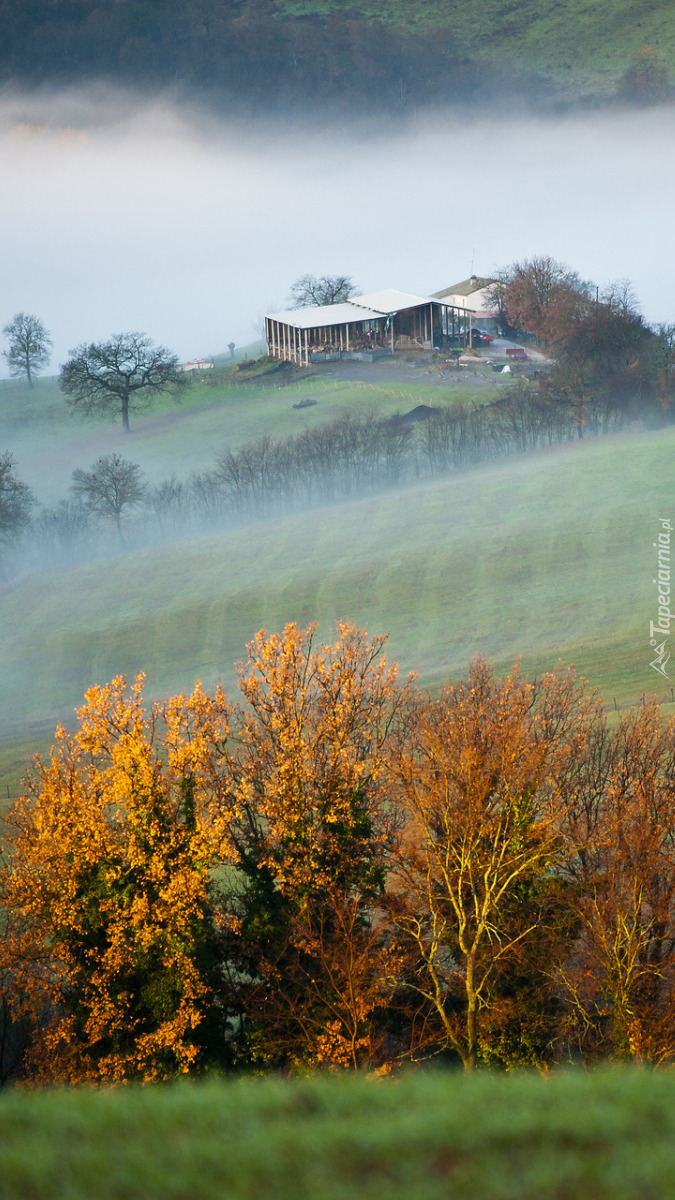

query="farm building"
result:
[265,288,473,366]
[431,275,501,333]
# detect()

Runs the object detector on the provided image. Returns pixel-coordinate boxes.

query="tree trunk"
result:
[465,954,477,1072]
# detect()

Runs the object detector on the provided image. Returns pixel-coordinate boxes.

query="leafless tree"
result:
[60,332,189,432]
[2,313,52,387]
[0,451,35,578]
[289,274,357,308]
[71,453,147,541]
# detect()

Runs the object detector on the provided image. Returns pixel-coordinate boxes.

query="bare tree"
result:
[0,451,35,578]
[2,313,52,387]
[601,279,639,316]
[60,332,190,432]
[289,274,357,308]
[71,453,147,542]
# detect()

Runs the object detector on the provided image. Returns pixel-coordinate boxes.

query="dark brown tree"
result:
[60,332,190,432]
[289,275,357,308]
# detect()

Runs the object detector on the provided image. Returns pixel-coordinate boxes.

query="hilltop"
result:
[1,0,674,112]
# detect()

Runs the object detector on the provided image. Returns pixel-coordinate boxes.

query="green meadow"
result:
[0,361,672,796]
[2,1069,675,1200]
[1,364,469,503]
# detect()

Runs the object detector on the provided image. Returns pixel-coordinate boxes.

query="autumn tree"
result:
[390,659,593,1072]
[226,621,408,1070]
[0,674,234,1084]
[501,256,591,351]
[289,275,357,308]
[60,332,190,432]
[556,702,675,1063]
[557,303,657,431]
[2,313,52,387]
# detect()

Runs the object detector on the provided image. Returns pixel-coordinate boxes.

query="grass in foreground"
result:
[2,1068,675,1200]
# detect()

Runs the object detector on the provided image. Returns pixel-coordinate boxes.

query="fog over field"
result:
[0,87,673,373]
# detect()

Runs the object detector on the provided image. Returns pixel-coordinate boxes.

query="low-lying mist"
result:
[0,86,674,375]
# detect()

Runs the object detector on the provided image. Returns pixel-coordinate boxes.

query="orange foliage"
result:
[3,628,675,1083]
[229,621,410,1069]
[0,674,233,1083]
[556,701,675,1062]
[390,659,598,1070]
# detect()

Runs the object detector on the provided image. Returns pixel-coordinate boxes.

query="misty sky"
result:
[0,87,672,374]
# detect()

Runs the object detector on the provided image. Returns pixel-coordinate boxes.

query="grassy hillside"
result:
[2,0,674,107]
[2,1068,675,1200]
[1,406,672,795]
[283,0,675,99]
[1,365,465,505]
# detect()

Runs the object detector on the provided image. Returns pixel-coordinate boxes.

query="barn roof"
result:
[351,288,432,313]
[431,276,497,299]
[266,301,384,329]
[266,287,474,330]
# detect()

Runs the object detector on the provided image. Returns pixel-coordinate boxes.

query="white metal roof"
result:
[266,301,384,329]
[265,288,474,330]
[350,288,432,314]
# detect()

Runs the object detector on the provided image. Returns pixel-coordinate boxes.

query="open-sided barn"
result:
[265,287,473,366]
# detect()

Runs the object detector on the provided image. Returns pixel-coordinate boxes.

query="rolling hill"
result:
[1,361,672,794]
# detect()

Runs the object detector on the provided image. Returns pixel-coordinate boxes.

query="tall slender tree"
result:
[228,621,408,1069]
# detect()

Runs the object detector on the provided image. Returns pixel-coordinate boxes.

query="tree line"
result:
[1,622,674,1084]
[2,373,668,577]
[491,256,675,431]
[0,0,511,114]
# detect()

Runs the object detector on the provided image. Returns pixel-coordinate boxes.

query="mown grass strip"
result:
[1,1069,675,1200]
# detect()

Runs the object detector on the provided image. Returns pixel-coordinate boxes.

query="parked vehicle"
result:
[470,329,495,347]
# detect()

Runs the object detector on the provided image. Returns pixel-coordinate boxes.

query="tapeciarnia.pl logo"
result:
[649,517,672,678]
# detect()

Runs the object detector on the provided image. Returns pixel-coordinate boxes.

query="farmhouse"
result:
[431,275,501,333]
[265,287,473,366]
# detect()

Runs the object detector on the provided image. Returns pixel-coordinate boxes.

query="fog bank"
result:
[1,88,673,373]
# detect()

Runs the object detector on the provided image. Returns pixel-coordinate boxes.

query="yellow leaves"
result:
[0,672,237,1084]
[13,628,672,1077]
